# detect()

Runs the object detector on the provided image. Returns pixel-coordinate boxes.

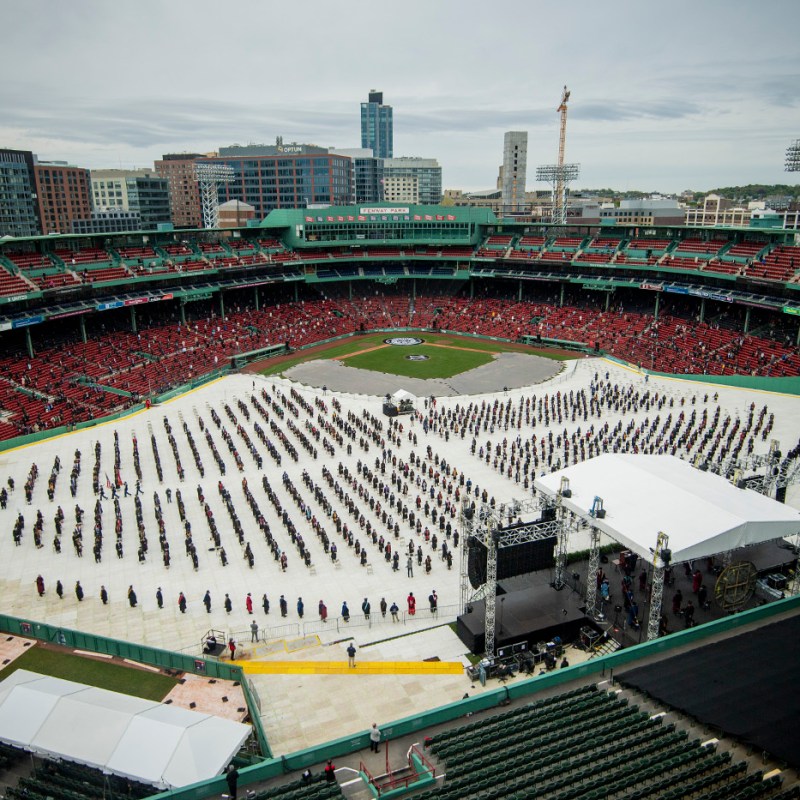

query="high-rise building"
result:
[360,90,393,159]
[330,148,383,204]
[90,169,171,229]
[501,131,528,213]
[203,142,354,218]
[154,154,204,229]
[34,161,91,235]
[382,157,442,205]
[0,148,40,237]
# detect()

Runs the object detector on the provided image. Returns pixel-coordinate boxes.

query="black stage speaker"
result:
[467,533,556,589]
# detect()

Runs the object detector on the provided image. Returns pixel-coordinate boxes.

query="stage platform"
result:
[457,574,590,655]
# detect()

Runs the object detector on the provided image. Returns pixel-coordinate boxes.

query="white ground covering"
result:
[0,355,798,752]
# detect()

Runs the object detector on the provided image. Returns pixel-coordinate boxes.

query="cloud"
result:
[0,93,356,150]
[573,99,703,122]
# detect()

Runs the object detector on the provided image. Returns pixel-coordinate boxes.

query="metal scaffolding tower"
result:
[551,478,571,589]
[536,86,580,227]
[646,532,670,641]
[459,497,565,658]
[194,163,234,229]
[585,526,602,620]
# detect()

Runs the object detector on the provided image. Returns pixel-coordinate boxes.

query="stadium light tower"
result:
[536,85,580,227]
[786,139,800,172]
[194,163,234,229]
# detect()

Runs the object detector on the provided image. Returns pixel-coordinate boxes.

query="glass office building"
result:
[360,90,393,160]
[0,149,40,237]
[207,144,354,219]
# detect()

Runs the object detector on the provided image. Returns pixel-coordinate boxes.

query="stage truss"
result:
[458,492,581,657]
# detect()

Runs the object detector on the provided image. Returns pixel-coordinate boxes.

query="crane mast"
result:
[536,86,580,229]
[555,86,571,221]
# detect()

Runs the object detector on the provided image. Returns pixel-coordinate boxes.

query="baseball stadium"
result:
[0,206,799,800]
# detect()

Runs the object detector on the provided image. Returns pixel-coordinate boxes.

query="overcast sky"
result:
[2,0,798,194]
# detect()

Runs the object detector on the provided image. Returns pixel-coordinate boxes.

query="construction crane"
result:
[536,86,580,228]
[555,86,571,221]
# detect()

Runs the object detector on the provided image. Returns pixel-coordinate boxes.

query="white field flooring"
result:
[0,355,798,755]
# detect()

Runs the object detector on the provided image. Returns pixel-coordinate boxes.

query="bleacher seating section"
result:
[117,246,158,262]
[417,684,789,800]
[5,757,157,800]
[746,246,800,283]
[32,272,82,290]
[674,239,724,257]
[725,241,767,259]
[703,260,743,276]
[54,248,112,266]
[5,252,53,270]
[198,242,226,254]
[550,237,583,250]
[586,237,620,251]
[662,255,708,272]
[627,238,671,252]
[574,251,614,265]
[79,266,131,284]
[614,253,659,266]
[0,289,798,441]
[517,236,546,249]
[0,266,35,298]
[484,235,513,247]
[162,243,195,257]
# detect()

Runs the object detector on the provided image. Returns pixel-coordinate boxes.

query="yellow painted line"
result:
[240,660,464,676]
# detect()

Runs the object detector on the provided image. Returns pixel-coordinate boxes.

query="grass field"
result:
[258,333,575,379]
[0,646,178,701]
[344,344,493,379]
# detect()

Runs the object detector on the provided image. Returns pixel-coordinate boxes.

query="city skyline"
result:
[1,0,798,195]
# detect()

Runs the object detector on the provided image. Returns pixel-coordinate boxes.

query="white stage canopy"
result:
[534,454,800,564]
[0,670,251,790]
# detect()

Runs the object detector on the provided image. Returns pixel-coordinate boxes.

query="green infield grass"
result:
[343,344,493,379]
[0,646,178,701]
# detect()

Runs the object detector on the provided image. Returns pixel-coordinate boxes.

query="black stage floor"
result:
[618,613,800,770]
[457,576,589,654]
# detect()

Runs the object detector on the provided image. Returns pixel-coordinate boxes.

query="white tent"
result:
[534,454,800,563]
[0,670,251,789]
[391,389,416,402]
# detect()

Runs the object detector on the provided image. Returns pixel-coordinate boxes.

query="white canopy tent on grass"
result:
[534,454,800,564]
[0,670,251,790]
